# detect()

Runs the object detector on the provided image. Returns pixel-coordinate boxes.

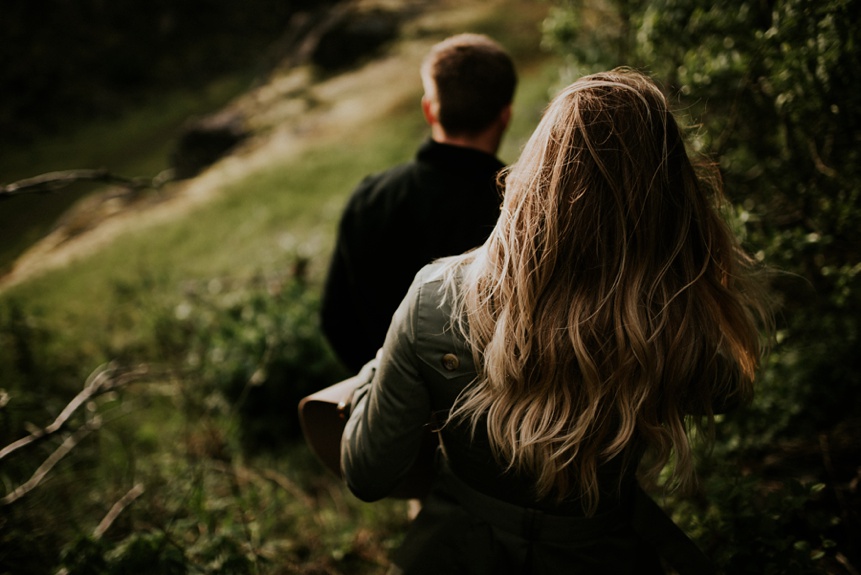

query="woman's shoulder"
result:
[388,261,456,342]
[408,261,475,382]
[405,262,449,320]
[422,253,475,285]
[409,259,463,300]
[415,259,452,282]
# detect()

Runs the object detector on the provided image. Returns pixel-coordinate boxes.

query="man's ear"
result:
[421,95,437,126]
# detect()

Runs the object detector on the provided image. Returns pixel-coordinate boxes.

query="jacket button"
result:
[442,353,460,371]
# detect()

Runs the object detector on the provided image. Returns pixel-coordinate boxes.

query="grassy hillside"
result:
[0,0,560,368]
[0,76,253,274]
[0,1,560,573]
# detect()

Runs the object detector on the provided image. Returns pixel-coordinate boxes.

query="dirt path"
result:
[1,0,527,292]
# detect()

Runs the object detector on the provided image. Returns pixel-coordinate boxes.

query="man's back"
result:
[320,33,516,373]
[321,139,503,372]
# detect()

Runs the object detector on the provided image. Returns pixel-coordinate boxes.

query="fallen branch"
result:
[0,168,175,200]
[0,363,148,462]
[93,483,146,539]
[53,481,147,575]
[0,363,151,506]
[1,418,100,506]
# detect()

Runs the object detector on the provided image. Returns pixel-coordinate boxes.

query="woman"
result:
[341,68,771,574]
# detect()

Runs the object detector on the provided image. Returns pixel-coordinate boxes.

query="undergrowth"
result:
[0,265,408,574]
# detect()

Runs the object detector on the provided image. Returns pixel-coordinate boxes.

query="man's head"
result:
[421,33,517,138]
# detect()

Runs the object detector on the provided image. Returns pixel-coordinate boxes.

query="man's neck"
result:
[430,124,502,157]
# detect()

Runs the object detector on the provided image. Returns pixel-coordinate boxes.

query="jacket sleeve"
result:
[340,273,432,502]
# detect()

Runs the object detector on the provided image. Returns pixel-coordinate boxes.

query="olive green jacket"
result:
[341,262,472,502]
[341,262,712,575]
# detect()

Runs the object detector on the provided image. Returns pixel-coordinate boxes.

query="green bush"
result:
[149,266,350,451]
[545,0,860,572]
[0,264,400,574]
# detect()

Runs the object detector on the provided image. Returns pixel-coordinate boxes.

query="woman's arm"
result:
[340,276,433,502]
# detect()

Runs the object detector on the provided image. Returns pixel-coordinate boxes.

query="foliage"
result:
[0,269,402,574]
[544,0,861,572]
[0,1,604,572]
[667,459,843,574]
[150,266,350,450]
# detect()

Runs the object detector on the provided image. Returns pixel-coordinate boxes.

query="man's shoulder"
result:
[344,160,424,213]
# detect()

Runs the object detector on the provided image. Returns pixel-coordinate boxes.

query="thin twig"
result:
[808,139,838,178]
[0,168,174,200]
[0,363,150,506]
[0,365,112,460]
[0,363,148,462]
[1,419,100,506]
[93,483,146,539]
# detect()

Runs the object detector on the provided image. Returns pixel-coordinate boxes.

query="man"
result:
[321,33,517,373]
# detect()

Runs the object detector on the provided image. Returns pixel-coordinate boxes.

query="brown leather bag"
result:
[298,368,438,499]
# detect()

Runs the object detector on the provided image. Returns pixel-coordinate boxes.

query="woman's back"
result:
[341,67,770,574]
[444,68,769,512]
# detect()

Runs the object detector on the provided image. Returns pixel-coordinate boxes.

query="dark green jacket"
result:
[342,262,713,575]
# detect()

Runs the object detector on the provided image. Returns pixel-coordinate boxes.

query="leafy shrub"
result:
[670,459,841,574]
[151,266,349,451]
[544,0,860,572]
[0,263,401,574]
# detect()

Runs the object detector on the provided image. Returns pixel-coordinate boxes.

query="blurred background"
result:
[1,0,859,573]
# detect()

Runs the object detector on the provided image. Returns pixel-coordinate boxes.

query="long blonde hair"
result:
[443,68,770,514]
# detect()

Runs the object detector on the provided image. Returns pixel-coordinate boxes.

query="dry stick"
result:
[93,483,146,539]
[0,363,150,506]
[52,481,147,575]
[0,368,110,461]
[0,168,175,200]
[1,365,111,461]
[1,419,100,506]
[0,363,148,462]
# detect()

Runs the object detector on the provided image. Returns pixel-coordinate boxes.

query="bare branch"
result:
[0,363,149,462]
[93,483,146,539]
[1,419,100,506]
[0,168,175,201]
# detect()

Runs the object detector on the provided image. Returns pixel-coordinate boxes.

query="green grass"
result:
[0,114,425,345]
[0,3,563,571]
[2,1,852,571]
[0,75,254,273]
[1,56,561,338]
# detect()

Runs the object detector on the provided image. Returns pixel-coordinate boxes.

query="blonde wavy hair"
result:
[442,68,770,514]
